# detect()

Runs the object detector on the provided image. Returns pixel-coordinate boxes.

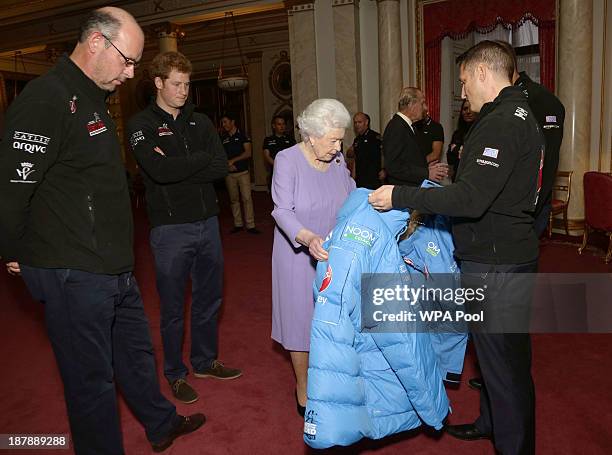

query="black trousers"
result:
[150,216,223,381]
[533,202,552,238]
[461,260,538,455]
[21,266,177,455]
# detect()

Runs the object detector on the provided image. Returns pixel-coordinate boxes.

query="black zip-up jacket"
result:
[127,102,227,228]
[392,86,545,264]
[515,72,565,217]
[0,55,134,274]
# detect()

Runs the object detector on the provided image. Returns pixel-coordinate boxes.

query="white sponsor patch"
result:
[130,130,145,148]
[545,115,557,123]
[10,162,37,183]
[189,121,196,125]
[426,241,440,257]
[304,421,317,436]
[482,147,499,159]
[13,131,50,145]
[476,158,499,168]
[514,107,528,120]
[13,131,50,154]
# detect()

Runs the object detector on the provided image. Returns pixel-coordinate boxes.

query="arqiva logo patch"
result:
[318,265,332,292]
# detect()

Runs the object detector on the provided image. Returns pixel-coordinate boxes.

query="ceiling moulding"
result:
[0,0,119,26]
[141,9,288,43]
[0,0,283,53]
[0,45,47,58]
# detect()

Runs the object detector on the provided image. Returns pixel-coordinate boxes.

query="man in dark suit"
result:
[383,87,448,186]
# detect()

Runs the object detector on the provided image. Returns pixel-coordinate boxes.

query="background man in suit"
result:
[383,87,448,186]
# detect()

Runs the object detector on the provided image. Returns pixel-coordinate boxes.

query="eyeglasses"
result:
[101,34,139,69]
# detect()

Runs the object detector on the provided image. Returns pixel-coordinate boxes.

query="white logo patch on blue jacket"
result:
[342,223,378,247]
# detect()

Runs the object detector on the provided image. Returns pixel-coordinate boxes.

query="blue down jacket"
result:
[304,188,451,449]
[399,212,468,383]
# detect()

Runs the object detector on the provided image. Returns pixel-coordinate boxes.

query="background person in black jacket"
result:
[263,115,296,169]
[128,51,241,406]
[413,107,445,164]
[382,87,448,187]
[496,40,565,237]
[446,99,476,182]
[0,9,204,454]
[221,113,259,234]
[346,112,384,189]
[369,41,545,455]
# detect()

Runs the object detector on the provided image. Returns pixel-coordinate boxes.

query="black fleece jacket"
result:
[392,86,545,265]
[0,55,134,274]
[127,102,228,228]
[515,72,565,218]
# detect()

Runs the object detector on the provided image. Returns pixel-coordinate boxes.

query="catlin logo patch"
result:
[342,223,377,247]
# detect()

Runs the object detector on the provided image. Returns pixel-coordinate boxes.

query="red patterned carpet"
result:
[1,191,611,454]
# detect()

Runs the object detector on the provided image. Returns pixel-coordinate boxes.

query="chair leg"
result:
[548,212,553,238]
[606,233,612,264]
[578,225,589,255]
[563,207,570,236]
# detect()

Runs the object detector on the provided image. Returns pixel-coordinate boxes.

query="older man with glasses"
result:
[0,7,204,454]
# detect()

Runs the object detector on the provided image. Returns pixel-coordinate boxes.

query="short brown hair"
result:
[493,40,518,73]
[150,51,192,80]
[457,40,514,82]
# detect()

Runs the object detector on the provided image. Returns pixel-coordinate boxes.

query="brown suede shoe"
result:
[193,360,242,380]
[151,413,206,452]
[169,378,198,404]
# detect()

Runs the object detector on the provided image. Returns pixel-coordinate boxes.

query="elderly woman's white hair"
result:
[296,98,351,141]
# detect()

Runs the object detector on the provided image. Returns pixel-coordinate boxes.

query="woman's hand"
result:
[296,229,329,261]
[308,236,328,261]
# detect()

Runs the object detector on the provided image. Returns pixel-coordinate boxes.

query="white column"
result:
[287,2,318,139]
[377,0,403,127]
[333,0,362,144]
[557,0,593,233]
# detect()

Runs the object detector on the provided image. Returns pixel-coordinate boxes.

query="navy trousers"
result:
[150,217,223,381]
[20,266,177,455]
[461,260,538,455]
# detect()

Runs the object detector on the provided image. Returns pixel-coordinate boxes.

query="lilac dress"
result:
[271,144,355,351]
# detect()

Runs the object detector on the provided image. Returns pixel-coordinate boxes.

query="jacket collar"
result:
[338,189,409,239]
[356,128,371,139]
[57,54,109,103]
[514,71,533,89]
[150,101,195,123]
[468,85,525,135]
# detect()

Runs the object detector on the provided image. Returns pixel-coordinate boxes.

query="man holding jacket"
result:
[369,41,545,455]
[128,52,241,405]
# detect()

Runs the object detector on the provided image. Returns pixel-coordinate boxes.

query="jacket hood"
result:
[338,188,410,238]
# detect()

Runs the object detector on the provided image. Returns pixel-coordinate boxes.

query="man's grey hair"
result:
[297,98,351,140]
[397,87,422,111]
[78,9,122,43]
